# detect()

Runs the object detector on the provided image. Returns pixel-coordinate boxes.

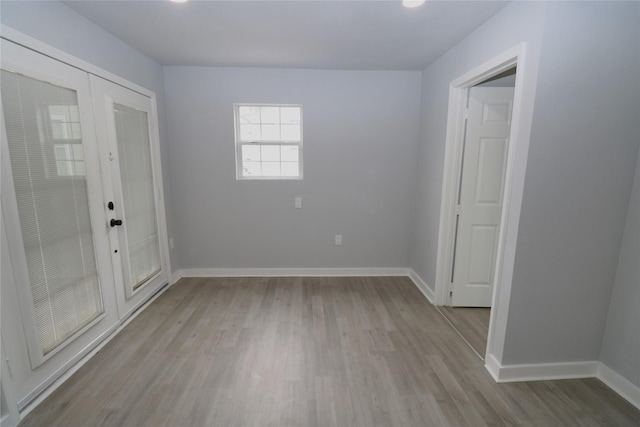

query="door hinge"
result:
[455,205,461,215]
[463,108,470,120]
[449,291,453,298]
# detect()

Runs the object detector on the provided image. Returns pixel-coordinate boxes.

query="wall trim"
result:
[173,267,410,279]
[485,357,640,410]
[172,269,184,284]
[485,358,599,383]
[485,354,502,382]
[408,269,435,304]
[596,363,640,410]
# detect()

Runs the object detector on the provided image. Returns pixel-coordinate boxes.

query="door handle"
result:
[110,219,123,227]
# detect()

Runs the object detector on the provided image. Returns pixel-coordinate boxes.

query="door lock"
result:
[110,219,123,227]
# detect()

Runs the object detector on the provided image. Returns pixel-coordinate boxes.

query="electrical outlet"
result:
[334,234,342,246]
[295,197,303,209]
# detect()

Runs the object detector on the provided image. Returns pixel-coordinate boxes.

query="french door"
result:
[1,39,169,369]
[91,76,170,318]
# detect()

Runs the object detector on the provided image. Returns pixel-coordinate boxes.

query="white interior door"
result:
[90,76,170,319]
[451,87,514,307]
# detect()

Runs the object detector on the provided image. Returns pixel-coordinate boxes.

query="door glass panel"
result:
[113,103,160,290]
[1,70,103,354]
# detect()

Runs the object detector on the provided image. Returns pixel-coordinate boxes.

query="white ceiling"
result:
[64,0,509,71]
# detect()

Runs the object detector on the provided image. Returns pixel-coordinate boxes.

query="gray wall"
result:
[410,0,640,379]
[164,67,421,269]
[0,0,177,270]
[600,147,640,388]
[503,1,640,365]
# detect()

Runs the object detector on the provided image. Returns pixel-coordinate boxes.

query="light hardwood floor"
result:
[20,277,640,426]
[438,306,491,359]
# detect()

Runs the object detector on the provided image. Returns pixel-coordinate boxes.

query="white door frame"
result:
[433,43,538,365]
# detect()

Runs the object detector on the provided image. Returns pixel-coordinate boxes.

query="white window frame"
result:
[234,103,303,180]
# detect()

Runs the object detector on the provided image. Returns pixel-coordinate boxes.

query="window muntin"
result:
[234,104,302,179]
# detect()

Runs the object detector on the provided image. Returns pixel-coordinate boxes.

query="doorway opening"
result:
[432,44,535,366]
[438,67,516,359]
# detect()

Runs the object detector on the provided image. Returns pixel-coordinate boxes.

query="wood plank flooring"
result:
[438,306,491,359]
[19,277,640,426]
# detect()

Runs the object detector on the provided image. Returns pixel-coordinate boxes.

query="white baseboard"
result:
[172,269,183,284]
[485,356,640,410]
[485,358,599,383]
[173,267,410,279]
[408,269,435,304]
[485,353,502,382]
[597,363,640,410]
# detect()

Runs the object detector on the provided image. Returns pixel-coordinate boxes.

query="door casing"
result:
[433,43,537,365]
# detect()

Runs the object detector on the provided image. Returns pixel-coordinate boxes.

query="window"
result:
[234,104,303,179]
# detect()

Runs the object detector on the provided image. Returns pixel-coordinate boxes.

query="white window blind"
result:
[1,70,104,354]
[234,104,303,179]
[113,103,161,289]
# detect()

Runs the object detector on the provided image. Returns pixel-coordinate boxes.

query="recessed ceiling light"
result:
[169,0,189,3]
[403,0,426,8]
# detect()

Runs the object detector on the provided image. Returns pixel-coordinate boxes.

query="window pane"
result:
[242,161,261,176]
[235,104,302,179]
[51,122,65,139]
[242,145,261,161]
[56,161,73,176]
[71,123,82,138]
[113,103,161,289]
[281,125,301,142]
[281,162,299,177]
[72,144,84,160]
[261,162,281,176]
[238,106,260,124]
[1,70,103,354]
[240,124,260,142]
[280,107,300,124]
[260,106,279,124]
[75,161,86,176]
[261,145,280,162]
[48,105,81,140]
[281,145,299,162]
[261,124,280,140]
